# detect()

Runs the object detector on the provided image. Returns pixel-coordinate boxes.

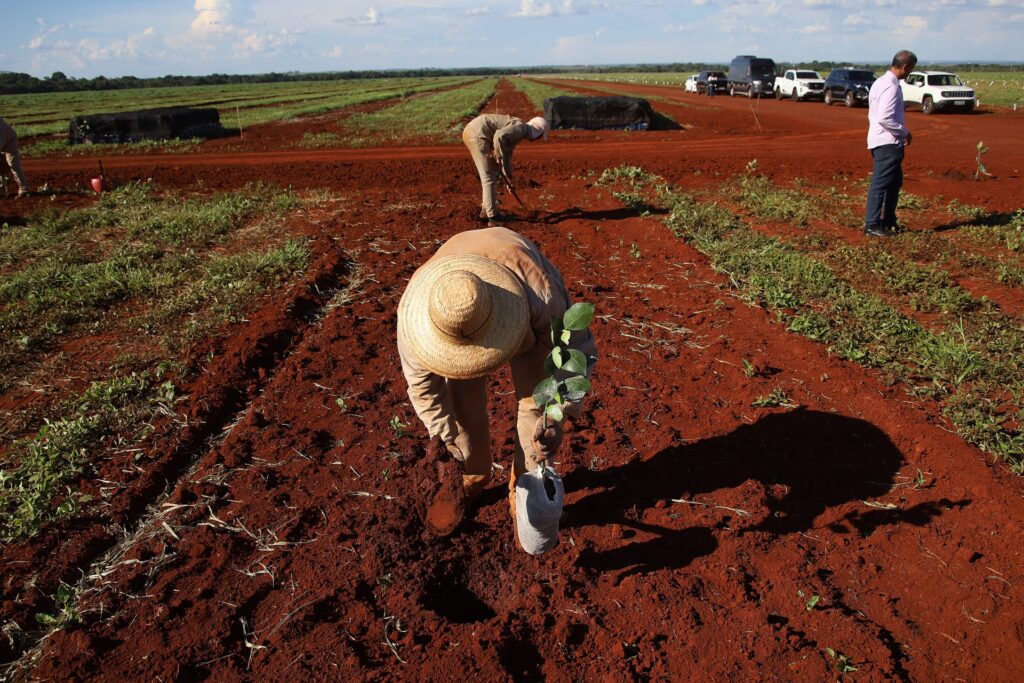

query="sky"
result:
[2,0,1023,78]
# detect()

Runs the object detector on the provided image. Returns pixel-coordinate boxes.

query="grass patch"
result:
[732,172,817,227]
[342,78,498,144]
[296,132,344,149]
[0,373,164,541]
[0,182,310,388]
[22,137,203,158]
[509,77,578,110]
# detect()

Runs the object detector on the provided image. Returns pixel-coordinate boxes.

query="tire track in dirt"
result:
[0,235,352,667]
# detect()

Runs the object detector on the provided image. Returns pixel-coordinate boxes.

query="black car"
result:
[696,70,728,95]
[728,55,778,98]
[823,68,877,107]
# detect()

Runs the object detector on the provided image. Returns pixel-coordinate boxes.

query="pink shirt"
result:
[867,70,909,149]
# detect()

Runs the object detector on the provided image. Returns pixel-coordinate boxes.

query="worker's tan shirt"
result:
[398,227,598,444]
[0,117,18,152]
[462,114,532,182]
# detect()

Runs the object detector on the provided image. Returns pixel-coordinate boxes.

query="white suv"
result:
[684,74,698,93]
[774,70,826,101]
[901,71,976,114]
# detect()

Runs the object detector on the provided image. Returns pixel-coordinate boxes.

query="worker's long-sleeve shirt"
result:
[867,71,909,149]
[462,114,532,182]
[398,227,598,444]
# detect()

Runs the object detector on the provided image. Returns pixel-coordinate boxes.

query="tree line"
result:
[2,62,1019,95]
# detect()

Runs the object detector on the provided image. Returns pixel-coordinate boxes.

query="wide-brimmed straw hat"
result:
[398,254,529,379]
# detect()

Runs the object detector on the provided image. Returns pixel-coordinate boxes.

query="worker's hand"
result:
[905,131,913,146]
[531,416,563,464]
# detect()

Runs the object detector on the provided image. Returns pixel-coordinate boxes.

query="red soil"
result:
[2,81,1024,681]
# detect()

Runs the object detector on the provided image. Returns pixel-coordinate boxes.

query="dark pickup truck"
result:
[696,71,728,95]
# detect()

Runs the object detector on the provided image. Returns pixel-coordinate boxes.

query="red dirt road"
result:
[3,82,1024,681]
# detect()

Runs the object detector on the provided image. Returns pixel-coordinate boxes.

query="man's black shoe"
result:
[864,226,895,238]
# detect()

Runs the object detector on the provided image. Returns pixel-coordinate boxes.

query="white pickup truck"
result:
[901,71,976,114]
[774,70,826,101]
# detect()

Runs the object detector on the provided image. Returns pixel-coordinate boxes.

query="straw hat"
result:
[398,254,529,379]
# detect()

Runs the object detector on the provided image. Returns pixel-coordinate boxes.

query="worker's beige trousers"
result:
[462,129,499,219]
[0,132,28,193]
[447,343,547,496]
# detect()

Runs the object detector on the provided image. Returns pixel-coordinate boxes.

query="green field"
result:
[5,76,477,153]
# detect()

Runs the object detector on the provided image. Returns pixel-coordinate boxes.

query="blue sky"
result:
[3,0,1024,78]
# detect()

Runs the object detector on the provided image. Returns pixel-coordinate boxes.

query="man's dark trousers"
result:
[864,143,904,229]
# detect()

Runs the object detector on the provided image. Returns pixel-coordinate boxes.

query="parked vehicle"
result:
[728,55,777,98]
[696,71,728,95]
[774,69,826,101]
[684,74,699,94]
[823,68,876,107]
[901,71,976,114]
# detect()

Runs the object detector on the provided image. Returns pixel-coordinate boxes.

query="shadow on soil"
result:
[933,210,1018,233]
[564,409,966,578]
[536,206,669,225]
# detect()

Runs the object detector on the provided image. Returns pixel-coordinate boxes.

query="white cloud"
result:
[191,0,234,34]
[1010,11,1024,19]
[692,0,713,6]
[662,23,690,32]
[513,0,555,17]
[803,0,834,6]
[323,44,345,57]
[899,14,927,34]
[551,34,588,57]
[334,6,384,25]
[234,29,298,56]
[798,22,829,33]
[595,26,607,37]
[843,13,870,26]
[511,0,604,18]
[464,6,490,15]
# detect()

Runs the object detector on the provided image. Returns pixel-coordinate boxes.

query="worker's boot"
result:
[463,473,490,503]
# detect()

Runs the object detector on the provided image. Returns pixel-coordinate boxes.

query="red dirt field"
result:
[2,79,1024,681]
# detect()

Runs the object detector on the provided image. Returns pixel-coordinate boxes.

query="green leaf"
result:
[562,349,588,375]
[545,403,564,422]
[560,329,572,345]
[806,595,820,611]
[563,302,595,331]
[543,354,557,376]
[532,376,559,408]
[552,346,565,369]
[550,315,564,347]
[562,375,591,402]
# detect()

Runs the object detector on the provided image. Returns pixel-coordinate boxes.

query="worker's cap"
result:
[527,116,549,141]
[398,254,528,379]
[515,465,564,555]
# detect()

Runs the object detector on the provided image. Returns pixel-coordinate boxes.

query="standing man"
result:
[0,116,30,198]
[864,50,917,238]
[397,226,596,546]
[462,114,549,227]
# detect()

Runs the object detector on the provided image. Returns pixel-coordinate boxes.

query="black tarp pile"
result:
[68,107,223,145]
[543,96,654,131]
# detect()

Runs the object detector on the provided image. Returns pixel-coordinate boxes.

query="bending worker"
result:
[0,117,30,198]
[462,114,549,226]
[397,226,596,533]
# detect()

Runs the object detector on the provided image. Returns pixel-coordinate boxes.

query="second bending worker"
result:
[462,114,549,226]
[0,117,30,198]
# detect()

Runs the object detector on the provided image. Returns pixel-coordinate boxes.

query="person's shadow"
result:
[564,409,968,580]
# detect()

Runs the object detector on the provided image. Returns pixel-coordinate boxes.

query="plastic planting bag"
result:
[515,464,564,555]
